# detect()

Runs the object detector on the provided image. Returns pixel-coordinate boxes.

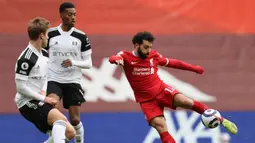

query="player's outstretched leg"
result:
[48,108,76,143]
[69,106,84,143]
[172,93,238,134]
[150,116,176,143]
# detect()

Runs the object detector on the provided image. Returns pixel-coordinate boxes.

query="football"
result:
[201,109,221,128]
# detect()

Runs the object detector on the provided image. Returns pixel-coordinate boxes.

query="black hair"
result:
[59,2,75,13]
[132,31,155,45]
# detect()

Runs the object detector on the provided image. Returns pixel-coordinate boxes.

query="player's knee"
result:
[48,93,60,100]
[48,109,68,125]
[70,116,80,126]
[68,106,81,126]
[66,126,76,140]
[150,116,168,132]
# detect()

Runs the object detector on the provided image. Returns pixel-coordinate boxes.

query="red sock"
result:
[192,101,209,114]
[159,132,176,143]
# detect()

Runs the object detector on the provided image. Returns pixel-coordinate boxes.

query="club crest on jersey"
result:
[150,58,154,66]
[72,41,78,46]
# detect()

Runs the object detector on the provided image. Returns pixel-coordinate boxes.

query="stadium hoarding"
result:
[0,111,253,143]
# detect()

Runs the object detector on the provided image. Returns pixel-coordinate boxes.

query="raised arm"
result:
[158,54,204,74]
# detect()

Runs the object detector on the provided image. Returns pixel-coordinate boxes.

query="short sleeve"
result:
[81,34,91,53]
[15,58,35,80]
[117,51,124,57]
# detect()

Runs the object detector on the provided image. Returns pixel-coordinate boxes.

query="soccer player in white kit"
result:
[14,17,76,143]
[44,2,92,143]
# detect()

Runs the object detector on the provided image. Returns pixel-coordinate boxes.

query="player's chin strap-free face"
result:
[137,46,147,59]
[137,42,152,59]
[61,8,76,27]
[40,33,48,47]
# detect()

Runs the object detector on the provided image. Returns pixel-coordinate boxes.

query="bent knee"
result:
[70,116,80,126]
[66,126,76,140]
[150,116,168,132]
[47,93,60,100]
[48,109,68,125]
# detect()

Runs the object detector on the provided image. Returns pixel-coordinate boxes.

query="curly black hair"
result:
[132,31,155,45]
[59,2,75,13]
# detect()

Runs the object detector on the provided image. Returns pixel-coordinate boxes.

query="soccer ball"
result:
[201,109,221,129]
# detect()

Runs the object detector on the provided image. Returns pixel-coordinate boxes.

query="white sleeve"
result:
[16,79,46,101]
[42,79,48,92]
[71,53,92,69]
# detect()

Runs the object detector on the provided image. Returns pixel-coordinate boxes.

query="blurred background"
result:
[0,0,254,143]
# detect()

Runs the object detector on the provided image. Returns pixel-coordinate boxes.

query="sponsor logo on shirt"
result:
[31,76,43,80]
[52,51,78,57]
[132,67,154,75]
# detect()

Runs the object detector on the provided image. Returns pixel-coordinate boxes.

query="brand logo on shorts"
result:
[131,61,138,64]
[26,102,38,110]
[38,101,44,106]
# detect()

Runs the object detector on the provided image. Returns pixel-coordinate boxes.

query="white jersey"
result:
[45,25,92,83]
[14,43,48,108]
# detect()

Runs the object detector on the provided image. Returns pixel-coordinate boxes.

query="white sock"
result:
[73,122,84,143]
[52,120,66,143]
[43,131,70,143]
[43,136,53,143]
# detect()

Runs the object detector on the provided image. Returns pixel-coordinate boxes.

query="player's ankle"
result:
[220,117,225,123]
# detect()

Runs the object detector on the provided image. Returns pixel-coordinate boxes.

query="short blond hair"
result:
[27,17,50,40]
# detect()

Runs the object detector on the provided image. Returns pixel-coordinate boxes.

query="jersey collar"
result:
[132,51,138,57]
[58,24,74,35]
[28,43,41,56]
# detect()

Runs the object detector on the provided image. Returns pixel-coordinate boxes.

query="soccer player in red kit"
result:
[109,31,238,143]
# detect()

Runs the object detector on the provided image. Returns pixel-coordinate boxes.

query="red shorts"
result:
[139,85,180,124]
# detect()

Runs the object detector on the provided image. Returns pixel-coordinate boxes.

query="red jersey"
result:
[117,50,169,102]
[109,50,203,102]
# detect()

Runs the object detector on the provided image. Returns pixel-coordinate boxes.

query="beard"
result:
[138,47,149,59]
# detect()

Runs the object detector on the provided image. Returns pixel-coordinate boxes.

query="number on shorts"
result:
[165,86,175,93]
